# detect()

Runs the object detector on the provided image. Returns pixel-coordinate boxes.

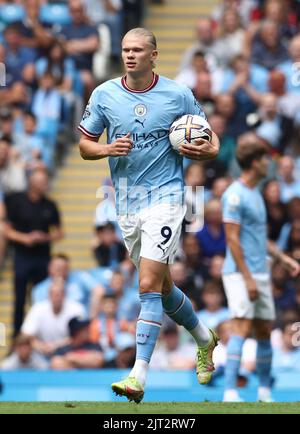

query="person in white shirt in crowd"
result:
[13,111,46,173]
[180,17,217,72]
[22,278,85,357]
[1,334,48,370]
[0,139,27,195]
[277,156,300,204]
[175,51,209,89]
[83,0,123,60]
[150,323,196,370]
[31,253,105,316]
[213,9,246,68]
[268,70,300,122]
[254,93,293,152]
[211,0,258,27]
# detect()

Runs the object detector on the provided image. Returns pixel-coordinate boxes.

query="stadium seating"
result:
[39,3,71,26]
[0,4,25,25]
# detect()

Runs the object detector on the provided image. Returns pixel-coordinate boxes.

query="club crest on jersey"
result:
[83,108,91,120]
[228,193,240,207]
[134,104,147,117]
[83,99,91,120]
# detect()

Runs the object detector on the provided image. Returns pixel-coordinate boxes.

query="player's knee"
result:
[255,329,271,340]
[161,272,173,296]
[231,318,252,338]
[139,277,162,294]
[254,321,272,340]
[161,280,173,296]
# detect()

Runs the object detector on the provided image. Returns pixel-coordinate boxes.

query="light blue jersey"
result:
[78,74,206,214]
[222,180,268,274]
[277,60,300,94]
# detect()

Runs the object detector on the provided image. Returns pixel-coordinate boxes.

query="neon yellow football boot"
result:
[196,329,219,385]
[111,377,144,404]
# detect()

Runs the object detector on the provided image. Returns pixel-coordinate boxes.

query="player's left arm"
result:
[179,87,220,160]
[267,240,300,277]
[179,131,220,161]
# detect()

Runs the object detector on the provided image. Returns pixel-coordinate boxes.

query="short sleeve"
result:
[21,305,40,337]
[78,88,106,138]
[222,190,243,225]
[184,87,207,120]
[4,194,17,224]
[49,201,61,226]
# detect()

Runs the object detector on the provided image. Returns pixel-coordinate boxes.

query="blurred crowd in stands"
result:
[1,0,300,387]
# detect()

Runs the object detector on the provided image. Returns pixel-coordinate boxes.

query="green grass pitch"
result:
[0,402,299,414]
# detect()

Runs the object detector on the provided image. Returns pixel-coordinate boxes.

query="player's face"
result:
[121,36,157,75]
[256,154,270,179]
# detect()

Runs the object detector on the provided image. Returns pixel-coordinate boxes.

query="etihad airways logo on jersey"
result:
[115,130,168,149]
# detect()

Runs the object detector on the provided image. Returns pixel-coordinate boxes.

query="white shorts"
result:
[117,203,186,268]
[222,273,276,321]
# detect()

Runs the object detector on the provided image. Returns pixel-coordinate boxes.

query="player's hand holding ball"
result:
[169,114,219,161]
[108,132,133,157]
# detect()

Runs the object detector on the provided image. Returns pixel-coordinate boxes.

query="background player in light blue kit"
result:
[222,135,300,403]
[78,27,220,403]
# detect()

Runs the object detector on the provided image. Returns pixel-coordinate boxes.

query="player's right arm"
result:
[78,87,133,160]
[79,133,133,160]
[224,222,258,301]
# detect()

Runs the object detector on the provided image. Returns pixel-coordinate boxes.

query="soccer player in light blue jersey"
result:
[221,135,300,403]
[78,28,220,403]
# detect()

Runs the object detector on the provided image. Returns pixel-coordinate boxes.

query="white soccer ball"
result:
[169,114,212,153]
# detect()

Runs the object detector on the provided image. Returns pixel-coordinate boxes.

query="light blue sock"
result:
[162,285,199,331]
[225,335,245,390]
[136,292,163,363]
[256,339,272,388]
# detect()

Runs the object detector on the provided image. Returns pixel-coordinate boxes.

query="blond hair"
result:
[123,27,157,49]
